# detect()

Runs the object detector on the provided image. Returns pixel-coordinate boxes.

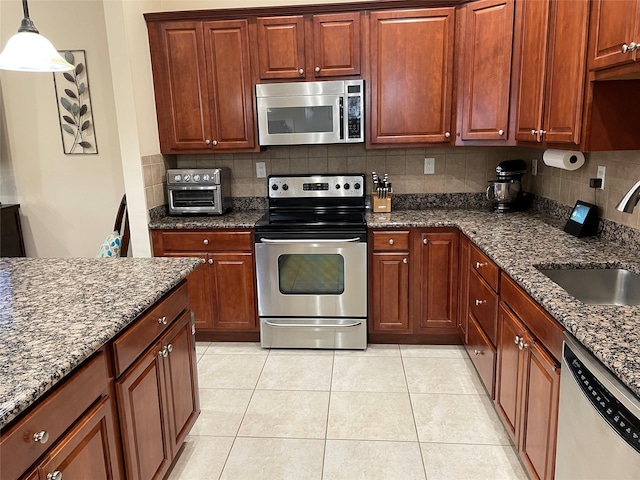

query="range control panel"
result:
[268,175,365,199]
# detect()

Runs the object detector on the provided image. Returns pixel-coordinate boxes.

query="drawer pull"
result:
[167,343,173,353]
[389,239,394,245]
[159,347,168,358]
[403,258,408,264]
[514,335,521,345]
[208,259,214,264]
[475,299,486,306]
[475,262,488,268]
[47,471,62,480]
[33,430,49,444]
[157,316,167,325]
[203,239,209,245]
[423,238,428,245]
[473,349,484,356]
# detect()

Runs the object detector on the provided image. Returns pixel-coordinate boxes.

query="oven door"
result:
[255,235,367,318]
[168,185,221,215]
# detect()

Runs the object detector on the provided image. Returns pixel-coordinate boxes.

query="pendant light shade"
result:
[0,0,74,72]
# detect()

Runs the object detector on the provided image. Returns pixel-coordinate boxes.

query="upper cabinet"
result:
[148,19,256,153]
[457,0,514,143]
[256,12,361,81]
[368,8,455,145]
[513,0,590,145]
[588,0,640,71]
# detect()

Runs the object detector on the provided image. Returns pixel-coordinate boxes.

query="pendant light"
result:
[0,0,74,72]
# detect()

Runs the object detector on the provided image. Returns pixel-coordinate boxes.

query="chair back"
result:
[113,195,130,257]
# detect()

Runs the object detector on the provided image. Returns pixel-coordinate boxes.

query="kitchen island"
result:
[0,256,201,480]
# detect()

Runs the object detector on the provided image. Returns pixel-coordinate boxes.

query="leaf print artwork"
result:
[52,50,98,154]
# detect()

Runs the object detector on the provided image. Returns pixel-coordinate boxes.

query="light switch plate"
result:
[531,159,538,176]
[256,162,266,178]
[424,157,435,175]
[597,165,605,189]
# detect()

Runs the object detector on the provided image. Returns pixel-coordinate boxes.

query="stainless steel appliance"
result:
[254,174,367,349]
[255,80,364,146]
[167,168,231,215]
[486,159,527,212]
[555,333,640,479]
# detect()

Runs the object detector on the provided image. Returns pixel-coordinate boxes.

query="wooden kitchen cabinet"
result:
[457,0,514,142]
[458,234,471,342]
[256,12,361,80]
[151,229,259,340]
[495,273,563,480]
[513,0,590,145]
[147,19,256,153]
[368,8,455,145]
[588,0,640,71]
[116,310,198,480]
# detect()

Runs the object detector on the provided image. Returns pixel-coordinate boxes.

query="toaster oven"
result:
[167,168,231,215]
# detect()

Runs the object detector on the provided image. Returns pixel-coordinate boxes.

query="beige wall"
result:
[0,0,125,257]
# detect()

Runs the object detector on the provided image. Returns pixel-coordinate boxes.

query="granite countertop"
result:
[148,210,265,230]
[366,209,640,398]
[0,257,202,430]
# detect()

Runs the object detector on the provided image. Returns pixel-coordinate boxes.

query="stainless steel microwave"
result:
[255,80,364,146]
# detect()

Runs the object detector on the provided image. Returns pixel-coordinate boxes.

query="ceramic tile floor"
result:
[166,342,528,480]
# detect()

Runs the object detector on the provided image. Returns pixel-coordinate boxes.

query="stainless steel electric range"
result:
[254,174,367,350]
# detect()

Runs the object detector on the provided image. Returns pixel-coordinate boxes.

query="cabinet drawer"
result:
[154,230,253,253]
[112,282,189,377]
[470,243,499,292]
[372,231,410,251]
[466,313,496,398]
[469,269,498,345]
[500,273,564,361]
[0,350,109,480]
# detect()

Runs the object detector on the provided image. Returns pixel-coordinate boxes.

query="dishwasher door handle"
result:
[263,320,362,328]
[260,238,361,244]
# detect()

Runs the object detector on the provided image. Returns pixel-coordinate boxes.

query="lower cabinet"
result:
[151,229,259,341]
[369,228,459,342]
[116,311,199,480]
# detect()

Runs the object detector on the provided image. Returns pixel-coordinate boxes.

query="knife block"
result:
[372,192,392,212]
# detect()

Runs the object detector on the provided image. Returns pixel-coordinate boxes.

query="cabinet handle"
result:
[167,343,173,353]
[541,130,547,136]
[445,132,451,138]
[47,472,62,480]
[475,299,486,306]
[475,262,487,268]
[157,316,167,325]
[212,140,218,146]
[205,139,211,145]
[531,129,537,136]
[203,239,209,245]
[208,258,214,264]
[498,129,504,136]
[298,68,304,75]
[514,335,521,345]
[315,66,320,73]
[33,430,49,444]
[553,364,560,372]
[473,349,484,356]
[403,258,408,264]
[622,42,637,53]
[159,347,168,358]
[388,239,394,245]
[423,238,428,244]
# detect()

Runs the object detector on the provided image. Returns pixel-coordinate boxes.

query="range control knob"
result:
[183,174,191,182]
[335,184,341,189]
[354,182,361,190]
[343,183,350,190]
[193,174,201,182]
[282,184,289,191]
[271,184,279,191]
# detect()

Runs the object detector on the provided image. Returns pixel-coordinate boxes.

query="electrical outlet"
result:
[256,162,266,178]
[424,157,435,175]
[531,159,538,176]
[597,165,606,189]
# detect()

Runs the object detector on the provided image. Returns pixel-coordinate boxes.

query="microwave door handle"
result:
[339,97,344,140]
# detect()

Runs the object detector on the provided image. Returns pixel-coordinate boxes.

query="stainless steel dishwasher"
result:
[555,333,640,479]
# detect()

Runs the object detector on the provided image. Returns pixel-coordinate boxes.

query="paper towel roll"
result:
[542,149,585,171]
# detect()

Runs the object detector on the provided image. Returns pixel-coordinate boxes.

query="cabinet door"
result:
[312,12,361,77]
[203,20,256,150]
[418,232,459,329]
[36,397,122,480]
[152,22,212,152]
[370,252,410,332]
[542,0,590,144]
[513,0,550,142]
[163,254,212,330]
[589,0,640,70]
[257,16,306,79]
[116,341,172,480]
[519,340,560,480]
[162,312,200,456]
[494,303,525,444]
[209,253,258,331]
[459,0,514,141]
[369,8,455,144]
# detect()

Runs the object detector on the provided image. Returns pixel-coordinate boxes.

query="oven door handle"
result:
[263,320,362,328]
[259,238,362,244]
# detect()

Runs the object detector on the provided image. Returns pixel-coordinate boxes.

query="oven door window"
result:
[278,254,344,295]
[171,189,216,208]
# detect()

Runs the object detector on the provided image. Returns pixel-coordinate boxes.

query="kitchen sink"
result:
[536,267,640,306]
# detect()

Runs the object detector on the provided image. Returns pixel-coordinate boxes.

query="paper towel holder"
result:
[564,200,599,237]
